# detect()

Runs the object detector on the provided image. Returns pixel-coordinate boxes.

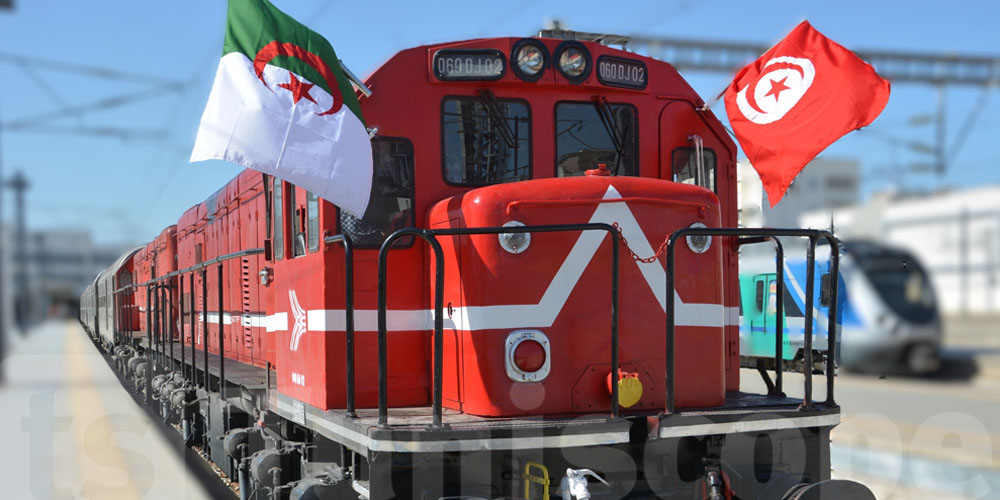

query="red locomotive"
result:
[81,33,874,500]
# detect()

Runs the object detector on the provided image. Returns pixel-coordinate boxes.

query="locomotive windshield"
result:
[847,241,938,324]
[442,92,530,185]
[556,101,637,177]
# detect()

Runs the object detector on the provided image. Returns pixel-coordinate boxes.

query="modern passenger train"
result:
[80,29,875,500]
[739,239,942,375]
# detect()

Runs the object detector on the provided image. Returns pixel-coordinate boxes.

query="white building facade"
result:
[801,187,1000,315]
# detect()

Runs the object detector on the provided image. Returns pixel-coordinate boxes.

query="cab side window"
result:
[307,191,320,253]
[272,178,284,260]
[289,184,306,258]
[340,138,415,248]
[672,147,717,192]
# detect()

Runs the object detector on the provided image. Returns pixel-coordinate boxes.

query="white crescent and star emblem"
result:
[736,56,815,125]
[289,290,307,351]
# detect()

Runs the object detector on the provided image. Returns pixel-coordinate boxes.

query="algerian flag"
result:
[191,0,372,217]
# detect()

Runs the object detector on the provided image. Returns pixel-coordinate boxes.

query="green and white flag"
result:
[191,0,372,217]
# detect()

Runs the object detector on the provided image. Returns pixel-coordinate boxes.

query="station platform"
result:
[0,320,223,499]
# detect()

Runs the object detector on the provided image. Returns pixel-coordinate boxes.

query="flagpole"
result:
[338,60,371,97]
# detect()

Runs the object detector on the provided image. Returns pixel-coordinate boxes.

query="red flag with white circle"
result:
[724,21,890,206]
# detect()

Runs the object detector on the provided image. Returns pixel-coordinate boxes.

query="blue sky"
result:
[0,1,997,245]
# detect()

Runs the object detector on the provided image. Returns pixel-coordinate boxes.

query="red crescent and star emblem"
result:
[743,61,805,115]
[253,41,344,116]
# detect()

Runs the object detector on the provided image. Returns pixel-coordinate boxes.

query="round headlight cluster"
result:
[555,41,591,82]
[686,222,712,254]
[512,39,548,81]
[509,39,592,83]
[499,220,530,254]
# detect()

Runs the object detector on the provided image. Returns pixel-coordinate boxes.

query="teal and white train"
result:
[740,239,942,374]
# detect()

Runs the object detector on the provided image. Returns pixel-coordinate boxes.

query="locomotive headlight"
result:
[499,220,530,254]
[513,39,547,81]
[686,222,711,254]
[556,42,590,82]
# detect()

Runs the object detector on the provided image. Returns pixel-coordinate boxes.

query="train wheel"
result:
[906,343,940,374]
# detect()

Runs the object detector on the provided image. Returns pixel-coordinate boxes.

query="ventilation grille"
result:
[241,257,253,351]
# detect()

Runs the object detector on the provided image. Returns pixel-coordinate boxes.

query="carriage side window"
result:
[556,101,638,177]
[307,191,320,253]
[782,283,803,317]
[672,147,717,192]
[273,178,284,260]
[290,184,306,258]
[340,138,415,248]
[442,94,530,185]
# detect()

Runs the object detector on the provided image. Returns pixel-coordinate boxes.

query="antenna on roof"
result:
[537,20,631,50]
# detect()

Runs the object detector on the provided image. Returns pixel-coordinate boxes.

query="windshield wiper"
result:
[592,95,628,173]
[476,89,517,149]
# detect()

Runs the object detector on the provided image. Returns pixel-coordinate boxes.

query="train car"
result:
[738,252,846,373]
[83,32,875,500]
[79,276,98,335]
[839,239,942,373]
[85,247,143,348]
[740,239,941,374]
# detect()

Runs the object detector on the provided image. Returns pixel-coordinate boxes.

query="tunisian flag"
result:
[724,21,890,206]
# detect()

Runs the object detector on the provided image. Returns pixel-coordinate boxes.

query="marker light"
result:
[513,39,548,81]
[505,330,551,382]
[556,42,591,82]
[499,220,530,254]
[686,222,711,254]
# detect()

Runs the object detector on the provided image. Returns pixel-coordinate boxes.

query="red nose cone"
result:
[513,340,546,373]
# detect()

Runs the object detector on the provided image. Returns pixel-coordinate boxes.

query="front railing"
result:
[664,228,840,414]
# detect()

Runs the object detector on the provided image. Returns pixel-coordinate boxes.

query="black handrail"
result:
[112,247,265,293]
[324,234,357,417]
[145,283,152,405]
[201,268,209,390]
[180,276,186,379]
[375,223,620,428]
[188,273,196,383]
[665,228,840,415]
[735,235,786,396]
[217,262,226,398]
[376,229,446,429]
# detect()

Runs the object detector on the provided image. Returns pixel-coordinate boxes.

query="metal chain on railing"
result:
[612,222,669,264]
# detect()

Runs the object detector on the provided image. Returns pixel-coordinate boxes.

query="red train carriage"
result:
[81,34,874,500]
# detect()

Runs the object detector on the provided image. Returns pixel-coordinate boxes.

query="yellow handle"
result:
[522,461,550,500]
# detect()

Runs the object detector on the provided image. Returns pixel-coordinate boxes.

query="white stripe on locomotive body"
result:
[204,312,269,327]
[278,185,730,334]
[657,413,840,439]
